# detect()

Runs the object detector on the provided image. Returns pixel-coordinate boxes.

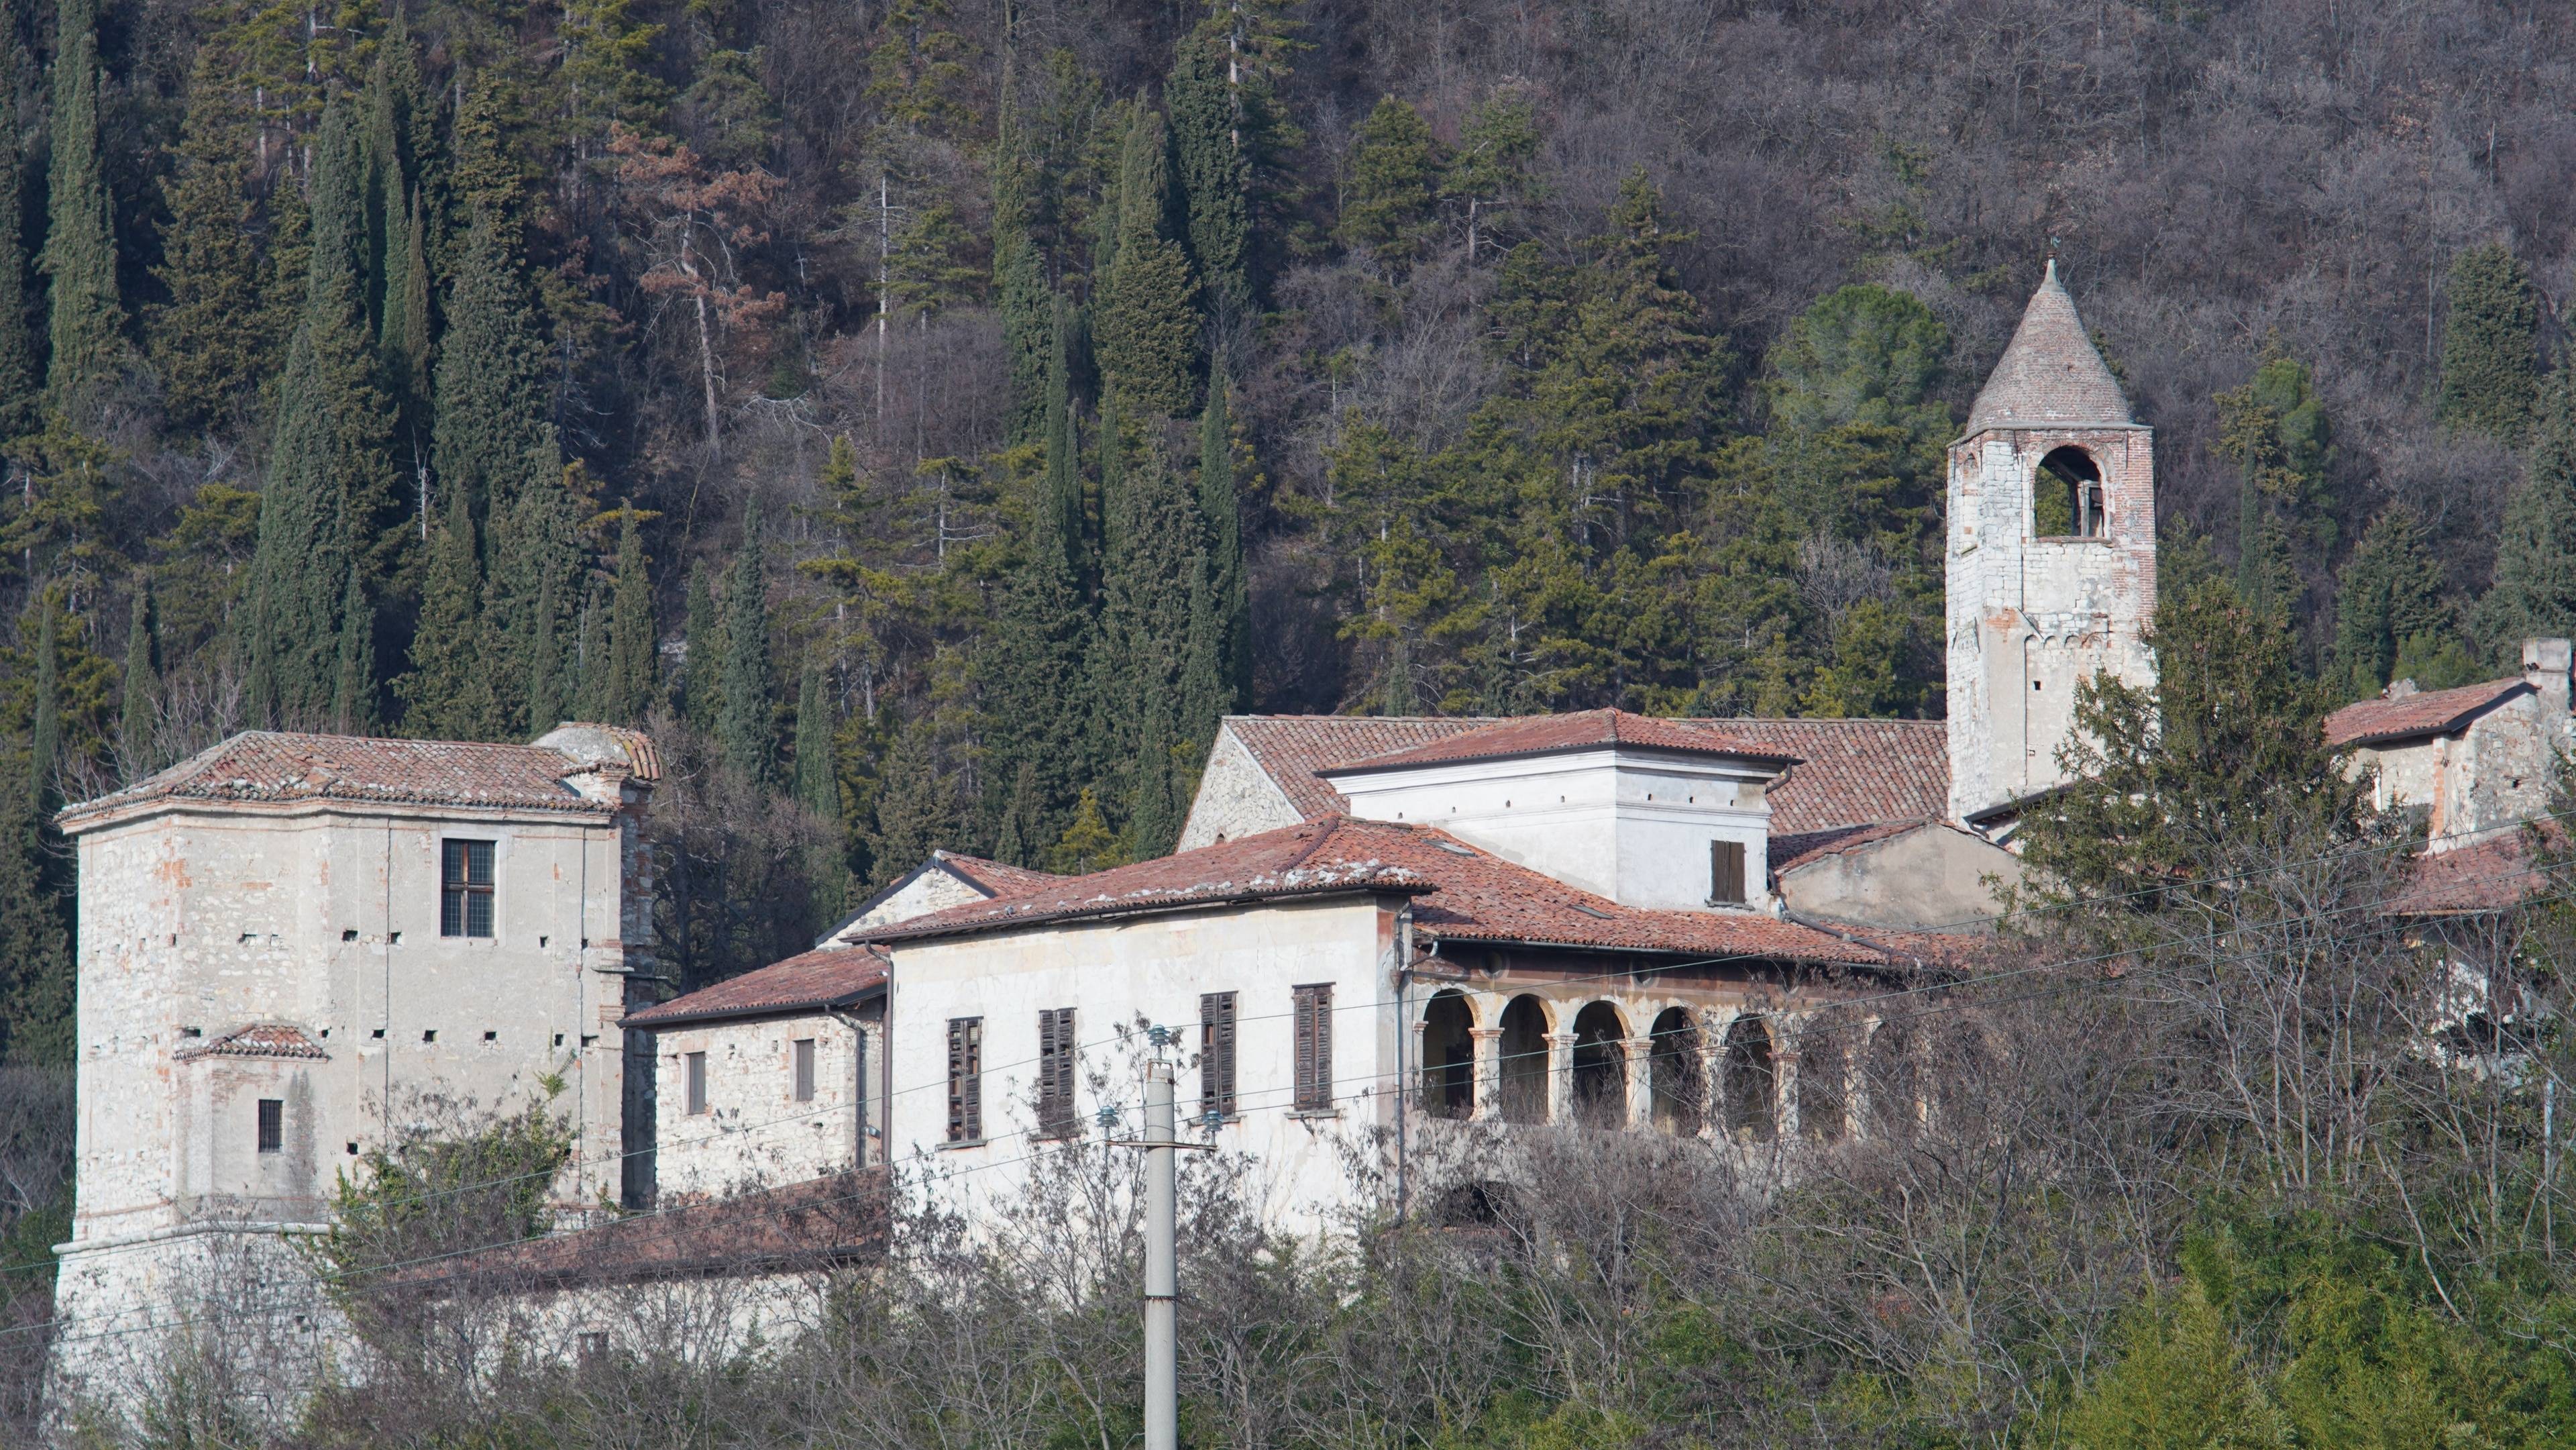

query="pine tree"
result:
[40,14,123,417]
[1094,107,1199,419]
[995,760,1042,869]
[2330,507,2450,701]
[1441,89,1541,268]
[332,565,376,734]
[1168,17,1251,321]
[2059,1280,2286,1450]
[147,54,268,433]
[0,23,37,436]
[31,606,58,807]
[2475,368,2576,658]
[1339,96,1440,266]
[398,480,500,739]
[1046,786,1123,876]
[867,717,950,888]
[682,560,722,734]
[2436,242,2539,444]
[1197,370,1250,709]
[433,206,553,531]
[605,505,657,724]
[121,578,157,770]
[1767,284,1954,463]
[720,501,773,786]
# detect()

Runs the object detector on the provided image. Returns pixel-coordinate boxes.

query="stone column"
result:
[1774,1038,1803,1142]
[1408,1015,1428,1110]
[1699,1011,1732,1141]
[1469,1026,1503,1122]
[1624,1037,1657,1131]
[1544,1032,1576,1125]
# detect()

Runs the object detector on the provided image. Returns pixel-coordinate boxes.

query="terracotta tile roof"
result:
[851,817,1901,968]
[382,1172,885,1294]
[1321,709,1799,772]
[58,729,650,826]
[625,946,888,1029]
[1767,821,1923,876]
[2324,678,2529,748]
[1964,260,2134,433]
[1224,714,1947,836]
[936,853,1061,898]
[2392,825,2561,917]
[174,1023,329,1062]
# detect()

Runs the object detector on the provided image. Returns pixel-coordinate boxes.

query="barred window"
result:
[256,1098,283,1154]
[1199,992,1238,1118]
[441,839,495,937]
[1293,984,1334,1112]
[792,1038,816,1103]
[946,1018,983,1143]
[1036,1008,1077,1137]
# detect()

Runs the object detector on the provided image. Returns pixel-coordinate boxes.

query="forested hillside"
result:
[4,0,2576,1035]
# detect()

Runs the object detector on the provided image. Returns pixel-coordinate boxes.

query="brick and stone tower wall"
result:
[1945,261,2157,826]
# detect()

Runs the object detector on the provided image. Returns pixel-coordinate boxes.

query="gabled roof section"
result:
[174,1023,329,1062]
[1320,709,1798,774]
[848,817,1905,968]
[814,849,1066,947]
[2324,678,2530,749]
[1215,713,1947,835]
[1766,821,1924,876]
[58,729,650,828]
[2391,823,2561,917]
[625,945,888,1029]
[1963,260,2133,435]
[937,852,1060,898]
[385,1172,885,1294]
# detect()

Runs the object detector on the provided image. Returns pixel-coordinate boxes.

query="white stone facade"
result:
[1175,723,1304,851]
[652,1010,880,1201]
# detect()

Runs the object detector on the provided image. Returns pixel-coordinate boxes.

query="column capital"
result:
[1467,1026,1504,1041]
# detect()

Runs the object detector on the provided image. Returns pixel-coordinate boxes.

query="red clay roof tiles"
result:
[2391,826,2561,917]
[385,1172,885,1293]
[1964,261,2134,433]
[625,946,888,1029]
[2324,678,2529,748]
[935,853,1062,898]
[174,1023,329,1061]
[59,729,651,825]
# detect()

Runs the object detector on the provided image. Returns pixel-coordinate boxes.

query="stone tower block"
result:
[1946,262,2157,826]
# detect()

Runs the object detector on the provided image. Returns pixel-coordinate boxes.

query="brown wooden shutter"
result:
[947,1017,983,1141]
[1037,1008,1075,1136]
[1200,992,1238,1116]
[1293,984,1333,1110]
[1711,839,1747,904]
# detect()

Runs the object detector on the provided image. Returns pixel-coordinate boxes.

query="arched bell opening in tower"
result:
[2034,445,2106,538]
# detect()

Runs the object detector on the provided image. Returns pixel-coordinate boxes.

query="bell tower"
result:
[1946,260,2156,827]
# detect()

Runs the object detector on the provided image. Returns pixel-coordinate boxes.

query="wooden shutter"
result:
[1711,839,1747,904]
[1199,992,1238,1116]
[853,1027,869,1166]
[947,1017,983,1142]
[1293,985,1333,1111]
[1038,1007,1075,1136]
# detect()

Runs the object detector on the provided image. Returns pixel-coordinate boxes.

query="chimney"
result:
[2523,637,2573,715]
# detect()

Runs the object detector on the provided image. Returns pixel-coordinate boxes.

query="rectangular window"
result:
[441,839,495,937]
[1710,839,1748,905]
[1036,1007,1077,1137]
[256,1098,283,1154]
[945,1017,983,1143]
[685,1051,707,1115]
[1199,992,1238,1118]
[792,1038,816,1102]
[1292,985,1334,1112]
[853,1027,869,1166]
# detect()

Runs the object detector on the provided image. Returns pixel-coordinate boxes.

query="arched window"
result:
[1420,991,1474,1120]
[1863,1019,1920,1139]
[1722,1015,1776,1141]
[1570,1002,1627,1128]
[1648,1008,1704,1136]
[2035,446,2105,538]
[1497,996,1550,1124]
[1797,1023,1850,1143]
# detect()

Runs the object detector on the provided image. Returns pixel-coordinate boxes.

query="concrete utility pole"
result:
[1144,1059,1179,1450]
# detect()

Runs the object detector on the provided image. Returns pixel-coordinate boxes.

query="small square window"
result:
[256,1099,283,1154]
[340,929,357,942]
[441,840,495,938]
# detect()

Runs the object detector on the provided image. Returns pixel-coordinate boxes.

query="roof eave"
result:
[1320,739,1799,779]
[851,880,1432,947]
[626,980,886,1031]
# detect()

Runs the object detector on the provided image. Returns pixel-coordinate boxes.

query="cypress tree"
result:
[0,23,36,436]
[1198,371,1249,708]
[433,205,553,532]
[980,418,1092,852]
[1128,695,1180,859]
[398,480,500,739]
[2475,368,2576,658]
[2330,507,2449,701]
[148,55,267,433]
[1338,96,1440,266]
[996,760,1042,870]
[1168,19,1251,322]
[1096,434,1203,839]
[866,718,950,889]
[526,569,562,734]
[1047,786,1122,875]
[332,565,376,734]
[30,606,58,807]
[490,450,581,733]
[1044,299,1086,580]
[606,505,657,724]
[41,16,122,417]
[0,760,72,1063]
[121,578,157,769]
[2436,242,2539,445]
[720,502,773,786]
[682,560,721,734]
[794,658,847,923]
[1096,389,1126,564]
[1094,106,1198,419]
[574,580,610,721]
[2235,484,2299,631]
[994,45,1053,450]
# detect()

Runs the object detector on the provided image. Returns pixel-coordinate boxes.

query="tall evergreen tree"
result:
[398,480,499,739]
[980,421,1092,853]
[1168,17,1251,321]
[2436,242,2539,445]
[682,560,722,734]
[1339,96,1440,266]
[995,760,1043,869]
[490,451,582,733]
[525,569,563,734]
[0,22,36,436]
[994,42,1053,450]
[1094,106,1198,418]
[1043,298,1086,581]
[1096,434,1203,845]
[605,505,657,724]
[867,717,951,888]
[794,657,847,923]
[333,565,376,734]
[147,54,268,433]
[720,502,773,786]
[2475,368,2576,658]
[1441,89,1541,268]
[30,605,58,806]
[1197,370,1249,709]
[0,755,72,1064]
[40,11,121,417]
[381,190,433,446]
[121,578,156,769]
[2330,507,2449,701]
[433,206,553,533]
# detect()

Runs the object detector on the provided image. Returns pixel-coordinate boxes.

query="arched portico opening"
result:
[2036,445,2105,537]
[1570,1002,1627,1128]
[1799,1023,1850,1143]
[1723,1015,1776,1141]
[1864,1018,1919,1139]
[1497,996,1550,1124]
[1648,1007,1704,1136]
[1420,991,1474,1119]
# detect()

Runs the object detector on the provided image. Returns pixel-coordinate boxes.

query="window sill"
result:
[2032,534,2111,544]
[935,1137,990,1151]
[1287,1107,1342,1121]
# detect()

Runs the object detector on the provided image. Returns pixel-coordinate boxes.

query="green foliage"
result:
[1097,433,1204,849]
[2331,507,2452,701]
[603,506,658,725]
[0,27,36,437]
[682,559,722,734]
[119,579,156,769]
[1197,371,1250,717]
[720,501,773,786]
[794,657,845,923]
[995,60,1055,449]
[311,1099,576,1291]
[1046,785,1124,875]
[1339,96,1441,265]
[433,206,554,531]
[1095,107,1199,418]
[40,20,123,419]
[1766,283,1953,463]
[865,713,953,889]
[2059,1279,2286,1449]
[398,482,500,739]
[147,56,273,434]
[2219,345,2337,574]
[332,564,376,734]
[1442,87,1542,265]
[1168,17,1252,319]
[2436,242,2539,444]
[562,0,672,144]
[2475,368,2576,660]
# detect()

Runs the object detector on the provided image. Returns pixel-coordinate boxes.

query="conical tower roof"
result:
[1963,260,2133,433]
